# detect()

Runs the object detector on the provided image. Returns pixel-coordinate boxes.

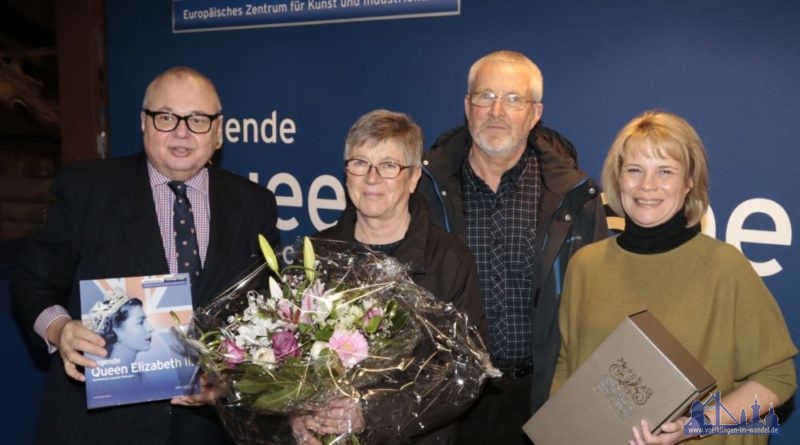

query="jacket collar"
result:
[116,154,169,273]
[424,123,589,196]
[194,165,242,305]
[323,195,430,275]
[391,194,429,275]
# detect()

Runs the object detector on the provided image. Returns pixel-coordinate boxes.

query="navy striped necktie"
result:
[168,181,201,281]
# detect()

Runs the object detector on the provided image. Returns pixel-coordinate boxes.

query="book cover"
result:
[523,310,716,444]
[80,274,199,409]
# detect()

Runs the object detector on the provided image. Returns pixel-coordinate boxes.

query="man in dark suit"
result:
[10,67,280,445]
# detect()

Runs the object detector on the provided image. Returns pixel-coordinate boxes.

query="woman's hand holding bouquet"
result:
[184,236,496,444]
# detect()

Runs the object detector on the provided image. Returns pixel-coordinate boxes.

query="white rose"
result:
[252,347,276,369]
[348,305,365,319]
[336,314,356,329]
[310,341,329,360]
[237,325,260,343]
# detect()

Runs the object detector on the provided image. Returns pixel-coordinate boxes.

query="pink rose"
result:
[221,339,245,368]
[271,330,301,361]
[328,329,369,368]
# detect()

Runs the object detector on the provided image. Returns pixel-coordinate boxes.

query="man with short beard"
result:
[416,50,607,444]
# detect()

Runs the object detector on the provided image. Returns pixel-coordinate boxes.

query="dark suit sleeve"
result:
[260,188,280,250]
[10,165,83,343]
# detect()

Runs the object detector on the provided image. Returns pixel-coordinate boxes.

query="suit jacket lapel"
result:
[194,168,245,306]
[116,156,169,274]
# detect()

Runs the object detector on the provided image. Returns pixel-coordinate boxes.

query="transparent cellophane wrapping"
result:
[188,238,497,444]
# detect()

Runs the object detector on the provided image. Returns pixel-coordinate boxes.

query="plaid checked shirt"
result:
[463,148,541,367]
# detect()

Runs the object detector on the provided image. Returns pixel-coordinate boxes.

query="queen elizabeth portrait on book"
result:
[85,288,154,371]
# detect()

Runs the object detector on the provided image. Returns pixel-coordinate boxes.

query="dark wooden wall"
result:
[0,0,107,240]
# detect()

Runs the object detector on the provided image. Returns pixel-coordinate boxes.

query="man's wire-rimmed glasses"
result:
[467,91,536,111]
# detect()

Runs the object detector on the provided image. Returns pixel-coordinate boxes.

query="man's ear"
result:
[528,102,544,131]
[215,116,224,149]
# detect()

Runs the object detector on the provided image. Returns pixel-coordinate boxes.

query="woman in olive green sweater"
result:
[552,111,796,445]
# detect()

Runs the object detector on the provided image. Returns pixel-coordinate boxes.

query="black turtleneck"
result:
[616,211,700,254]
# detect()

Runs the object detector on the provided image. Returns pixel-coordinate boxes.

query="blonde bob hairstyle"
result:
[602,110,709,227]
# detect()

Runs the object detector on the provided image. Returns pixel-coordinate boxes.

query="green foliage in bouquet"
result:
[186,235,418,416]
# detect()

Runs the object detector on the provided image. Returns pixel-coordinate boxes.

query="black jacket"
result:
[317,195,485,444]
[416,124,608,414]
[319,196,484,328]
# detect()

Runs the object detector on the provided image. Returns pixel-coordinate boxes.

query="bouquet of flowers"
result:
[186,236,496,444]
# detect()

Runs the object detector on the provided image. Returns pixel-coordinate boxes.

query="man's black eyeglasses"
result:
[143,109,221,134]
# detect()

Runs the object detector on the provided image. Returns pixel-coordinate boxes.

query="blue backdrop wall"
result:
[3,0,797,443]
